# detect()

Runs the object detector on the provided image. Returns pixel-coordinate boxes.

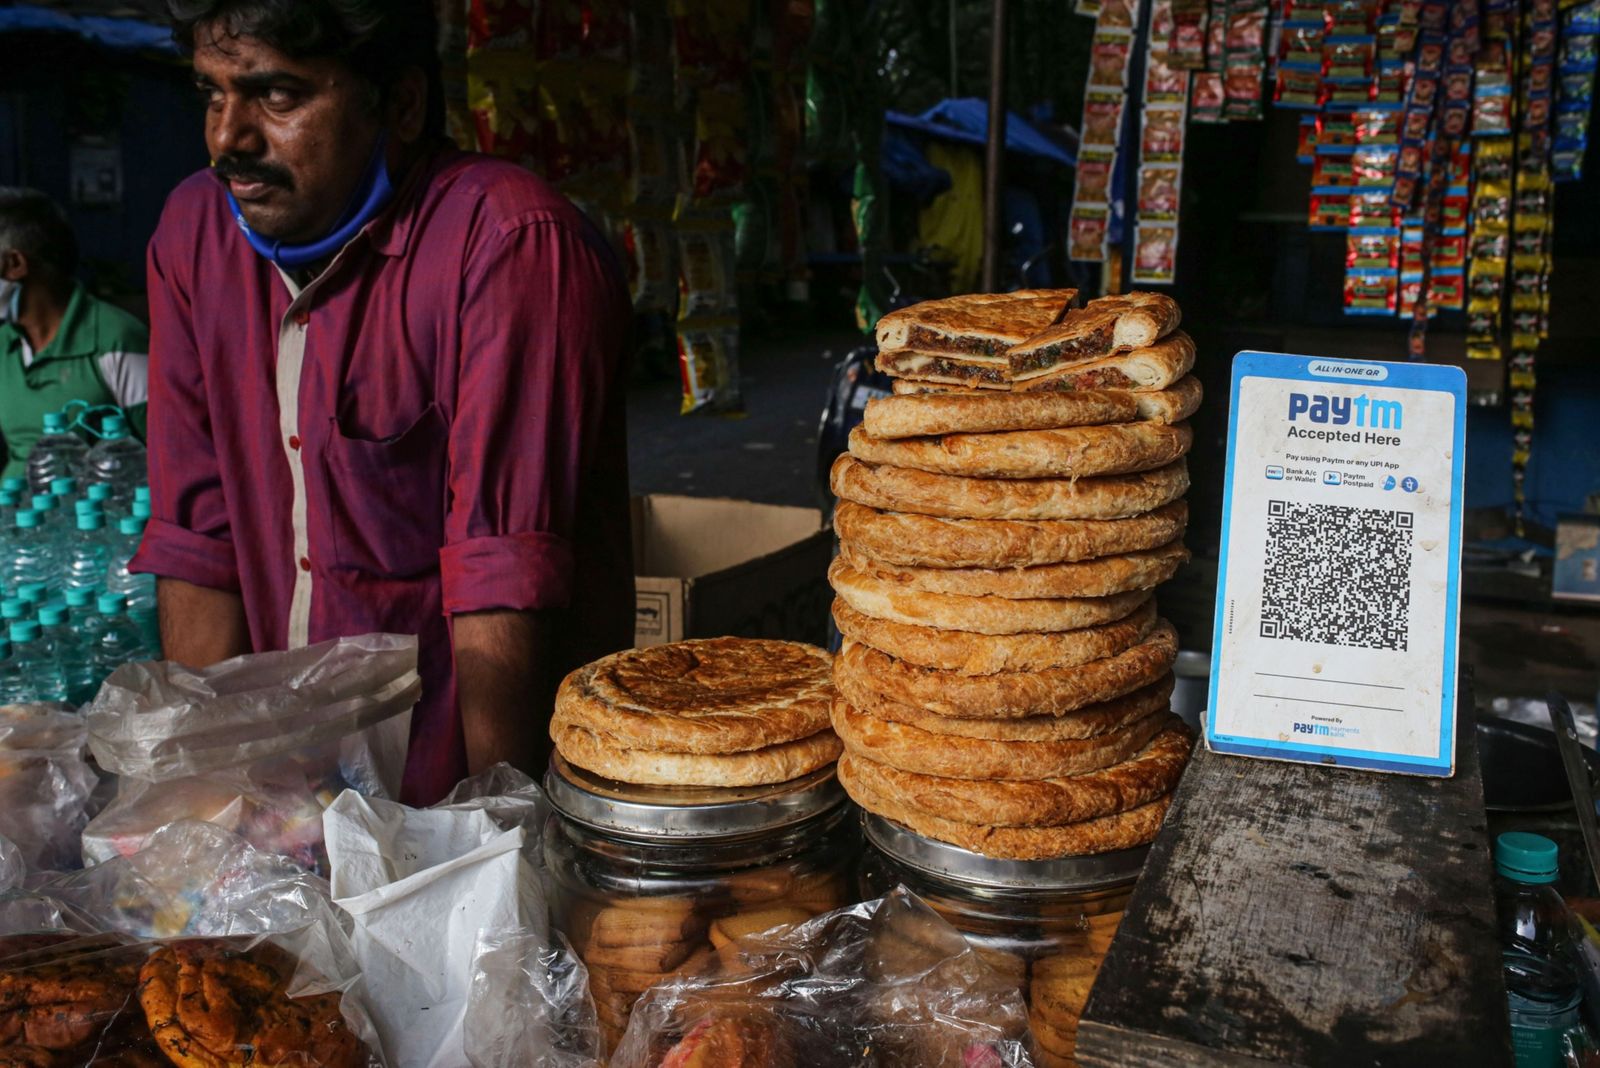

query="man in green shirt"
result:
[0,188,149,480]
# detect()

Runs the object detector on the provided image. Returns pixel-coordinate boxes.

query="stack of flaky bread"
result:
[829,288,1200,862]
[550,638,842,788]
[549,639,848,1054]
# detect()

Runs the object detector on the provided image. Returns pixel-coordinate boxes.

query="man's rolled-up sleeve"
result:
[129,223,239,592]
[440,215,627,616]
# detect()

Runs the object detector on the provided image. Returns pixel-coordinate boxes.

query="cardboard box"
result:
[632,495,833,647]
[1554,515,1600,603]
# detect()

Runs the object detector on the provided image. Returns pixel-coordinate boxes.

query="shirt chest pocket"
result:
[319,403,447,578]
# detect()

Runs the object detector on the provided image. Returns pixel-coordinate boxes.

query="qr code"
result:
[1259,500,1413,651]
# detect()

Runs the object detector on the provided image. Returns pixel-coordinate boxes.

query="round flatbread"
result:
[837,540,1189,600]
[891,375,1204,427]
[552,720,842,787]
[862,390,1138,440]
[831,698,1168,780]
[835,673,1174,742]
[830,455,1190,521]
[847,421,1192,480]
[831,597,1158,675]
[830,558,1151,635]
[835,621,1179,719]
[834,500,1188,570]
[842,771,1175,860]
[553,638,832,755]
[138,940,365,1068]
[837,723,1189,828]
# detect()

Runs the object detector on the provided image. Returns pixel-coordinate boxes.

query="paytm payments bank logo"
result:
[1287,392,1403,429]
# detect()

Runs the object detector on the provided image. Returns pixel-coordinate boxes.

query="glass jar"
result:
[857,811,1146,1068]
[543,755,859,1055]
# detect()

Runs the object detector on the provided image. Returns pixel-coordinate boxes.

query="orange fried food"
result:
[0,950,144,1051]
[137,941,365,1068]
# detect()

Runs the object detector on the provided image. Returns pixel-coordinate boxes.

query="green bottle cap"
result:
[1496,832,1560,884]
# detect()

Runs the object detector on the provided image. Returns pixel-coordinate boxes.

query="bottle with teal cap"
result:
[106,516,157,653]
[91,592,146,681]
[8,619,66,702]
[15,582,49,608]
[8,510,56,590]
[1495,832,1599,1067]
[84,413,147,508]
[26,410,88,495]
[64,509,111,592]
[39,603,93,706]
[48,476,77,504]
[28,494,60,537]
[85,482,113,510]
[0,598,28,626]
[64,586,105,645]
[0,637,22,705]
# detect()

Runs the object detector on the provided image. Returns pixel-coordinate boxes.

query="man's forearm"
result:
[453,609,555,778]
[157,577,251,667]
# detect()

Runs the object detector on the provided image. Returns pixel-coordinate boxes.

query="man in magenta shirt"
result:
[134,0,634,803]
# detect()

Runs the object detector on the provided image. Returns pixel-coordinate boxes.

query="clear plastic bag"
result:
[0,834,21,889]
[610,887,1036,1068]
[2,820,388,1066]
[326,764,598,1068]
[0,703,98,873]
[82,635,420,874]
[464,928,602,1068]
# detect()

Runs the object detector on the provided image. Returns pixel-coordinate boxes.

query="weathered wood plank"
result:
[1077,706,1512,1068]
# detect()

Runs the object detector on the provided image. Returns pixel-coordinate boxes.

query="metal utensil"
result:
[1547,689,1600,893]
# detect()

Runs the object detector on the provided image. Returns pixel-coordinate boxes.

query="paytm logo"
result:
[1287,392,1403,429]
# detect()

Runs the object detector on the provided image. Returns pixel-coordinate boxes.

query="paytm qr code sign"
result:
[1207,353,1466,776]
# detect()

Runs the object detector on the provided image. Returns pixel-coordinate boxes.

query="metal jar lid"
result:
[861,810,1148,893]
[544,753,847,843]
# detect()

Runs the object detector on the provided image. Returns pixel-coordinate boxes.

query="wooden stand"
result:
[1077,709,1514,1067]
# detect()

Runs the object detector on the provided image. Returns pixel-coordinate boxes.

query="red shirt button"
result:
[288,435,301,450]
[299,556,311,572]
[294,311,310,327]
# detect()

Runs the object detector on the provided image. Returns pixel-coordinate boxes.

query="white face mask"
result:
[0,279,17,322]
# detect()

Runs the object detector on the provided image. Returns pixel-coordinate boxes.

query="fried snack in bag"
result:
[609,889,1032,1068]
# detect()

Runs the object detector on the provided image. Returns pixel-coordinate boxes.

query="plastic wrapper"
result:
[465,928,601,1068]
[609,888,1034,1068]
[324,765,596,1068]
[1068,206,1109,262]
[1,821,387,1065]
[82,635,420,876]
[1132,223,1180,284]
[0,704,97,874]
[677,317,742,415]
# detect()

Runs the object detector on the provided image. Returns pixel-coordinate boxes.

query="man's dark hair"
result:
[168,0,445,139]
[0,188,78,278]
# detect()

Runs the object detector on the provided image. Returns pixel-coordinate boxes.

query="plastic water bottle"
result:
[64,510,111,592]
[0,477,24,497]
[8,510,55,590]
[28,494,61,537]
[48,476,77,506]
[85,482,113,512]
[15,583,50,611]
[64,586,105,646]
[38,604,94,706]
[26,411,88,495]
[0,638,23,705]
[0,599,29,627]
[9,619,66,703]
[84,414,146,508]
[1495,833,1599,1067]
[92,594,146,680]
[106,516,157,652]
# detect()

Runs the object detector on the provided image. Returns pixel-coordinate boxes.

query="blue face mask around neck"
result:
[224,132,395,270]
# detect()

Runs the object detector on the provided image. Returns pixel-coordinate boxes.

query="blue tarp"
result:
[0,5,176,54]
[886,97,1076,168]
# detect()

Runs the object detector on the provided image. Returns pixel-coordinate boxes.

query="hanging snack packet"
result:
[677,317,742,415]
[1139,163,1184,218]
[1133,223,1181,283]
[1193,71,1228,120]
[1069,205,1111,261]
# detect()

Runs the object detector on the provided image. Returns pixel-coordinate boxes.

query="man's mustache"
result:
[214,156,293,189]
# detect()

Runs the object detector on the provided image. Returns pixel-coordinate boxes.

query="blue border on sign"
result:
[1204,351,1467,776]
